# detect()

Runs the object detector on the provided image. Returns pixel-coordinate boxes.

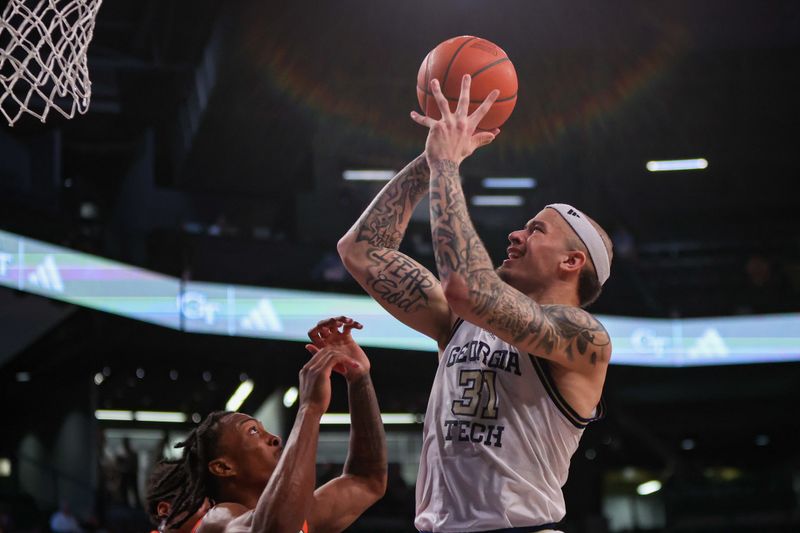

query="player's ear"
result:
[209,457,236,478]
[561,250,586,273]
[156,501,171,519]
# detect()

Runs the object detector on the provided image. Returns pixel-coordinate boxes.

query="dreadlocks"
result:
[144,459,185,526]
[145,411,232,529]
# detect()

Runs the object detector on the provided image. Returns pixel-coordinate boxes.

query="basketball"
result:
[416,36,518,131]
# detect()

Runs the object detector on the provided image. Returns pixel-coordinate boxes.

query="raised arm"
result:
[337,155,453,348]
[248,344,361,533]
[412,76,612,373]
[305,318,387,533]
[198,342,363,533]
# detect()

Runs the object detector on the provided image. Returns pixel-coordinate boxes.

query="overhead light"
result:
[380,413,419,424]
[343,170,396,181]
[471,195,524,207]
[283,386,299,408]
[134,411,188,423]
[320,413,421,425]
[94,373,104,386]
[0,458,10,477]
[482,177,536,189]
[636,480,662,496]
[646,158,708,172]
[226,379,254,411]
[95,409,134,421]
[95,410,188,423]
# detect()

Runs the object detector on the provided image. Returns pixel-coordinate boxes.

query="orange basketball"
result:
[416,36,517,131]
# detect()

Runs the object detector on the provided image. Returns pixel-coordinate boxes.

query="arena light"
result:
[95,409,134,421]
[134,411,188,423]
[226,379,255,412]
[471,195,524,207]
[320,413,421,425]
[0,458,11,477]
[636,480,662,496]
[342,170,396,181]
[481,177,536,189]
[646,158,708,172]
[283,386,299,408]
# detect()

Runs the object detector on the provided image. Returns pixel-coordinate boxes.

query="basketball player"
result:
[338,75,613,532]
[155,317,386,533]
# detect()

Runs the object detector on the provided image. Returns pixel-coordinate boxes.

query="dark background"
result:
[1,1,799,532]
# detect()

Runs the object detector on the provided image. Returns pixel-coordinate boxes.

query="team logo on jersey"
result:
[445,339,521,376]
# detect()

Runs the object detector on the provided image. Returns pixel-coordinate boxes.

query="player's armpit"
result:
[447,269,611,372]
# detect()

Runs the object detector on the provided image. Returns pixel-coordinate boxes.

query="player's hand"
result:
[410,74,500,167]
[298,345,361,415]
[305,316,370,382]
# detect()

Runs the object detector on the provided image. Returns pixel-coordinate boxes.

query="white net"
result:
[0,0,103,127]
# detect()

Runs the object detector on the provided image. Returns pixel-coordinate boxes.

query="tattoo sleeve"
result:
[342,155,449,325]
[428,159,611,366]
[353,154,430,250]
[343,375,386,480]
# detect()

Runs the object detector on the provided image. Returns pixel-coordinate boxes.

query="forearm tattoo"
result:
[429,160,494,278]
[354,156,429,250]
[364,248,436,312]
[350,156,441,314]
[429,159,610,365]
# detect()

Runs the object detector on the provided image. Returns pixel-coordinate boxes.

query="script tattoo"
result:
[355,156,429,250]
[349,155,441,315]
[364,248,435,313]
[429,159,610,366]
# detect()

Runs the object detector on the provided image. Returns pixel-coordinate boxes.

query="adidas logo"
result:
[240,298,283,332]
[567,208,581,218]
[27,255,64,293]
[687,328,729,359]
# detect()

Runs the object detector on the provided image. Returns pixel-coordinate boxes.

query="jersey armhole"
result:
[529,354,606,429]
[443,317,465,346]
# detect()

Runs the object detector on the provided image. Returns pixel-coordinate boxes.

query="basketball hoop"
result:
[0,0,103,127]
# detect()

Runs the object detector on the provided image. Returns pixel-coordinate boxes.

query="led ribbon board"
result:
[2,229,799,367]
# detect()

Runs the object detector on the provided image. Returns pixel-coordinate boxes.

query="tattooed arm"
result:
[428,159,611,373]
[412,75,612,374]
[337,155,454,349]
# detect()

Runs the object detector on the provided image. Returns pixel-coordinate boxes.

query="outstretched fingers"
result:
[430,79,451,118]
[455,74,471,117]
[469,88,500,128]
[410,110,437,128]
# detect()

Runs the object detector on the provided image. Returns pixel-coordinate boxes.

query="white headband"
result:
[545,203,610,286]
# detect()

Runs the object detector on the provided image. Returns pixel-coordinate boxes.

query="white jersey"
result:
[415,319,604,532]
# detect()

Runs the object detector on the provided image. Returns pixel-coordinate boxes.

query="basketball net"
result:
[0,0,103,127]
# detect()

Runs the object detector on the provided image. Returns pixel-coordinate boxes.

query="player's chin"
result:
[496,264,511,282]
